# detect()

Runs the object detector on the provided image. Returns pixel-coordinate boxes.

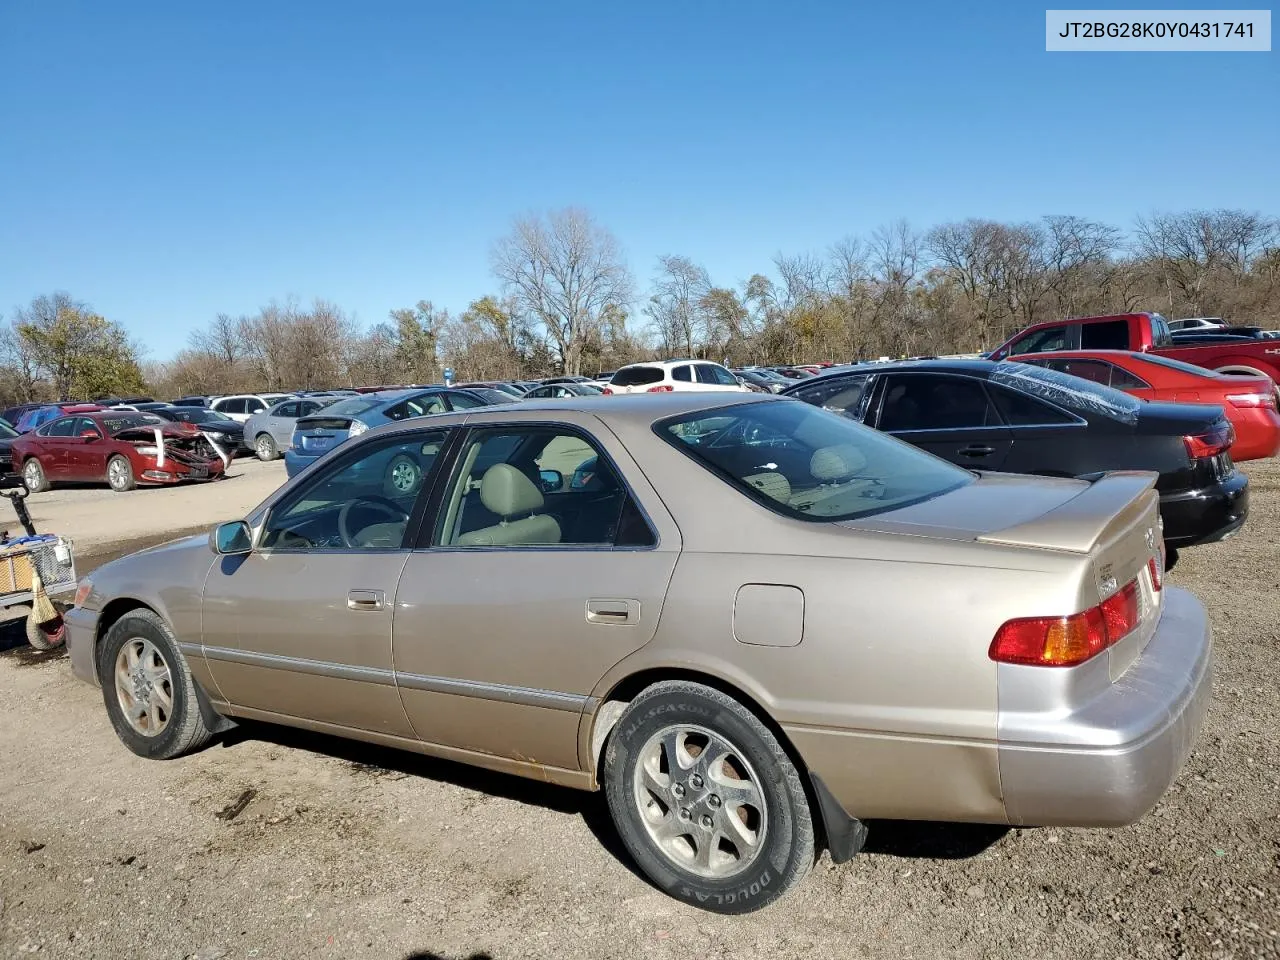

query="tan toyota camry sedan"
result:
[65,393,1211,913]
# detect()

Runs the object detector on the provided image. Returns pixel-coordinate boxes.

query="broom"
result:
[30,569,59,625]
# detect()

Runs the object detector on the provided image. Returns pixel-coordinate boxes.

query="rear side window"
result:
[988,385,1078,425]
[789,376,869,420]
[44,417,78,438]
[217,398,246,415]
[673,365,693,382]
[1108,366,1150,390]
[1080,320,1129,350]
[612,366,664,387]
[877,374,998,431]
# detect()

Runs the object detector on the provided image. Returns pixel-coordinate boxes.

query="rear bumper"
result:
[997,587,1212,827]
[65,604,101,685]
[1226,408,1280,462]
[283,449,319,478]
[1159,470,1249,547]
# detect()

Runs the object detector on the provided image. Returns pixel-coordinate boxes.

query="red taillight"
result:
[1183,422,1233,459]
[601,387,613,395]
[1225,392,1276,409]
[1147,556,1163,592]
[989,577,1141,667]
[646,384,674,393]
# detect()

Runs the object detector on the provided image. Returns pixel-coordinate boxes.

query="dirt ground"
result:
[1,460,1278,960]
[4,457,287,557]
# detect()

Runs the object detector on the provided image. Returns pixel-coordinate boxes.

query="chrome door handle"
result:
[586,599,639,625]
[347,589,384,611]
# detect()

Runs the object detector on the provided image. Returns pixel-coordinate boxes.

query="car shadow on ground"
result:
[220,720,1009,873]
[403,953,492,960]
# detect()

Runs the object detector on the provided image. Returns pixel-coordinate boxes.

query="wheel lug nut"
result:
[708,794,722,808]
[701,815,714,829]
[671,783,685,798]
[689,774,703,790]
[678,807,692,821]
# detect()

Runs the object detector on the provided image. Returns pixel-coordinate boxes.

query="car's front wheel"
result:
[255,433,278,461]
[99,609,213,759]
[106,455,136,492]
[603,681,814,913]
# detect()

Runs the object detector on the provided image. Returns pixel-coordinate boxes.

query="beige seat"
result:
[743,472,793,503]
[810,444,868,483]
[455,464,562,547]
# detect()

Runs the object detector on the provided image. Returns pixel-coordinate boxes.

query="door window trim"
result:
[869,372,1086,433]
[413,420,661,553]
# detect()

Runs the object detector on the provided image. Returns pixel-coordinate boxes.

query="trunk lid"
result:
[294,415,353,455]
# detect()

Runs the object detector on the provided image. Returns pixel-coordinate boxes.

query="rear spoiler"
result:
[976,472,1157,554]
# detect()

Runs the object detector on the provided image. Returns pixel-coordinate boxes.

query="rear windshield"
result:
[318,396,385,418]
[991,362,1142,424]
[612,366,664,387]
[657,400,972,522]
[1131,353,1227,378]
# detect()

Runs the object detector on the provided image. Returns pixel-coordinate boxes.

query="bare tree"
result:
[492,208,633,375]
[645,255,710,357]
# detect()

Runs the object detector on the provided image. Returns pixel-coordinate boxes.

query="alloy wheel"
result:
[390,460,419,493]
[113,637,174,737]
[632,724,768,879]
[108,459,129,489]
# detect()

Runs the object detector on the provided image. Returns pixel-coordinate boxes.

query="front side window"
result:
[275,402,299,418]
[877,374,998,431]
[698,364,739,386]
[1008,325,1069,356]
[434,428,653,548]
[659,400,971,522]
[261,431,449,551]
[789,375,869,419]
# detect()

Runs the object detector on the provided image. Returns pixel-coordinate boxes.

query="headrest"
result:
[743,472,792,503]
[810,444,868,482]
[479,464,545,517]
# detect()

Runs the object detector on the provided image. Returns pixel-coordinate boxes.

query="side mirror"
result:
[210,520,252,555]
[80,429,101,440]
[538,469,564,493]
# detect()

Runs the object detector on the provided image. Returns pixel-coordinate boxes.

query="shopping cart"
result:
[0,477,75,650]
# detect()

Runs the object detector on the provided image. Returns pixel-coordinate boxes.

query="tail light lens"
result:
[1183,421,1233,459]
[646,385,674,393]
[601,387,613,395]
[1225,392,1276,409]
[990,577,1142,667]
[1147,556,1163,592]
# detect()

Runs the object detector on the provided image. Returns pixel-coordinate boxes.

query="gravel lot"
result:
[1,460,1278,960]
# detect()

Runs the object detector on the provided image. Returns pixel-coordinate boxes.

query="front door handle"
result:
[347,589,385,611]
[586,598,639,625]
[958,444,995,458]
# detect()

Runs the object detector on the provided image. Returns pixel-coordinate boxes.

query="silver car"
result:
[65,393,1210,913]
[243,397,334,461]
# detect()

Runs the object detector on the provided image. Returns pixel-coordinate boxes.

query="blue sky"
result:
[1,1,1276,359]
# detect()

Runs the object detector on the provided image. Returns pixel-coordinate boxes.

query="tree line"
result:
[3,206,1277,407]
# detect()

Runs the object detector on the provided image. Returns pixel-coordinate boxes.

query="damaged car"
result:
[12,412,232,493]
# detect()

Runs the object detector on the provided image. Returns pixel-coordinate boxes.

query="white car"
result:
[1168,317,1227,331]
[604,360,748,395]
[209,393,294,423]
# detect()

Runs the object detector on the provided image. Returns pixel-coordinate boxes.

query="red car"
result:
[1018,350,1280,461]
[12,411,228,493]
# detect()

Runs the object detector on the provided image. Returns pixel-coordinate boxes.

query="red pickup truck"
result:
[988,312,1280,385]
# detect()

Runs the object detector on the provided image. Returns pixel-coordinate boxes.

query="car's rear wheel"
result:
[255,433,278,461]
[383,454,422,498]
[22,458,48,493]
[602,681,814,913]
[99,609,213,759]
[106,455,135,492]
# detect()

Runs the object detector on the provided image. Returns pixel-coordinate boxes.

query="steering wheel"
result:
[337,496,411,549]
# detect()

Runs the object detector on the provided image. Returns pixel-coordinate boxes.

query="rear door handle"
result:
[958,444,994,457]
[347,589,385,611]
[586,598,639,625]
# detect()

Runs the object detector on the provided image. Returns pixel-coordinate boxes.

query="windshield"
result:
[991,362,1142,424]
[168,408,228,424]
[320,396,385,418]
[469,388,519,404]
[103,414,164,434]
[657,400,972,522]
